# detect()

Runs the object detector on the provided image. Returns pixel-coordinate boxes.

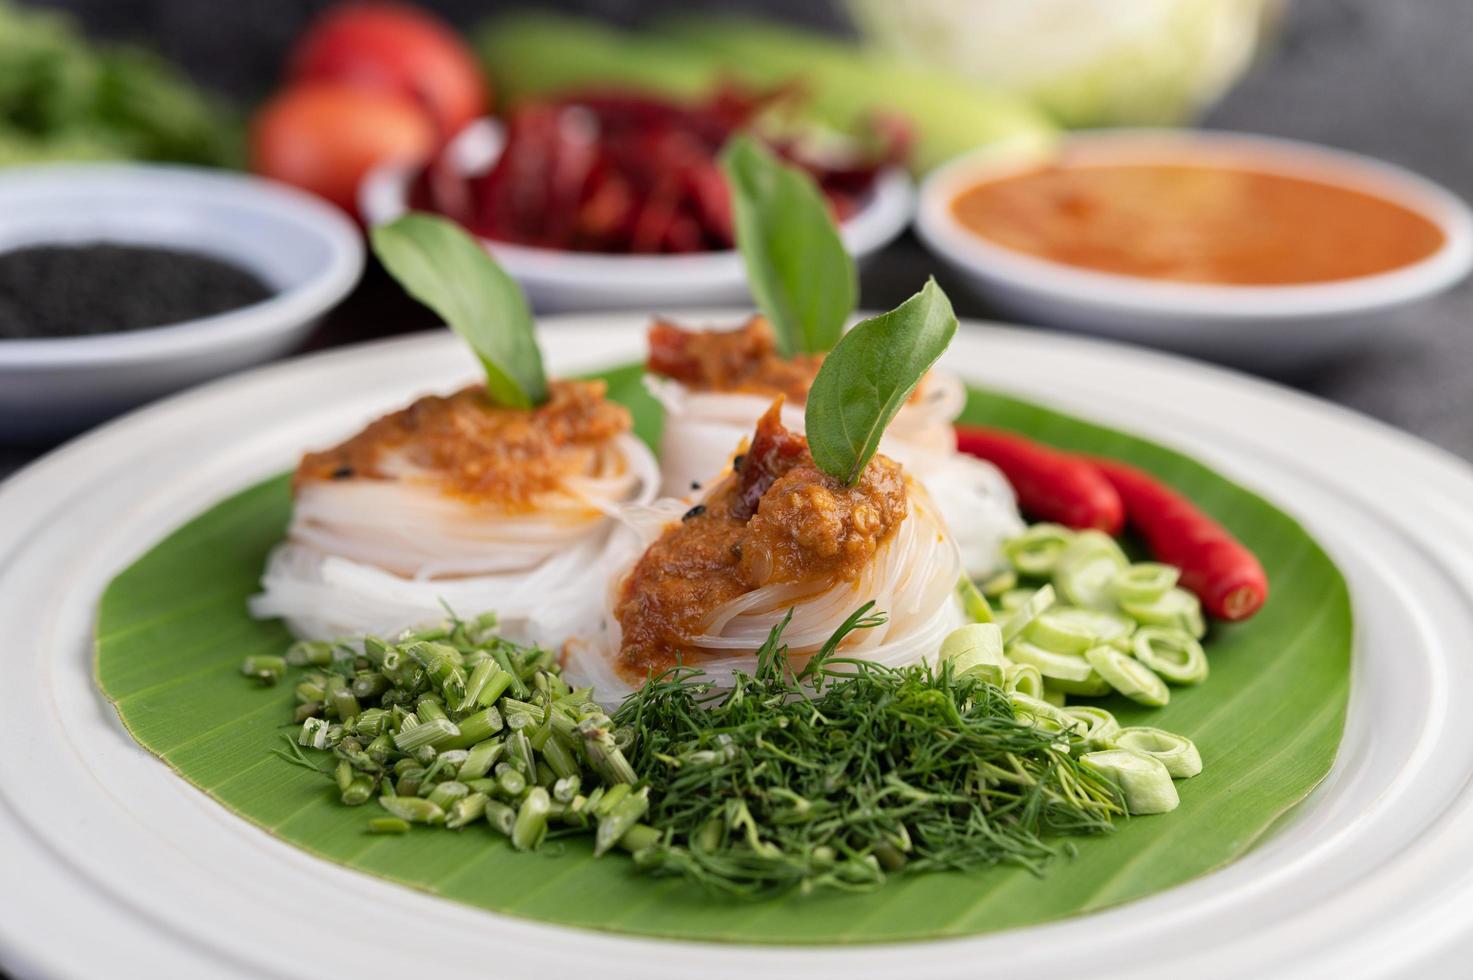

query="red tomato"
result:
[250,83,435,213]
[289,2,489,138]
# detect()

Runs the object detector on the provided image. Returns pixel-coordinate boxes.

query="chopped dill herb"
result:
[614,603,1122,896]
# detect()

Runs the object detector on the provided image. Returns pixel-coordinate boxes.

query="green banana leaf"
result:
[95,363,1350,944]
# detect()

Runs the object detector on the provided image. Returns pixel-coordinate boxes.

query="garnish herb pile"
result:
[255,613,660,855]
[987,522,1212,710]
[248,606,1167,895]
[612,606,1119,894]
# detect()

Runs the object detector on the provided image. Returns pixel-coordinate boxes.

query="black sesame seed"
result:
[731,454,746,471]
[682,504,707,521]
[689,481,702,491]
[0,243,273,339]
[331,465,355,480]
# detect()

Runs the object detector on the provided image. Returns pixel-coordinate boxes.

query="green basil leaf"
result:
[370,213,549,409]
[721,135,856,357]
[805,278,957,485]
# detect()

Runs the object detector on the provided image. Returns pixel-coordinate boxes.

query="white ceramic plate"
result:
[360,119,914,313]
[4,317,1473,979]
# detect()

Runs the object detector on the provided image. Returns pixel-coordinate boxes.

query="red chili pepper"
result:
[406,82,904,254]
[735,399,807,520]
[1087,457,1269,622]
[955,425,1124,535]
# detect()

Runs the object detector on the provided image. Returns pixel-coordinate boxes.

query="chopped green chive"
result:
[241,654,286,686]
[512,788,552,851]
[377,795,445,825]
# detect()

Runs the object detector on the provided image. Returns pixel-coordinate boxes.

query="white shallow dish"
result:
[916,130,1473,370]
[5,317,1473,979]
[0,164,364,439]
[360,119,914,313]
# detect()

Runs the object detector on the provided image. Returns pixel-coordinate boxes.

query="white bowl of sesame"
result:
[0,163,363,440]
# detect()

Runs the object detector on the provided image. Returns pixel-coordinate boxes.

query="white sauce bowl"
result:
[360,118,914,314]
[916,130,1473,370]
[0,164,363,439]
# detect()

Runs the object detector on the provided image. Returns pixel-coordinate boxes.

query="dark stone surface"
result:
[3,0,1470,484]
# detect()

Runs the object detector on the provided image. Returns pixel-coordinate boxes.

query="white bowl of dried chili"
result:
[0,164,363,439]
[360,117,914,314]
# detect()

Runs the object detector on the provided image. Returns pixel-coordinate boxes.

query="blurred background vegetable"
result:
[0,0,238,166]
[844,0,1280,128]
[477,13,1056,174]
[248,1,489,216]
[251,82,435,214]
[289,1,489,136]
[408,84,904,254]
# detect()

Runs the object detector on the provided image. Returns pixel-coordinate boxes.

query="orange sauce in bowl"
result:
[950,162,1446,286]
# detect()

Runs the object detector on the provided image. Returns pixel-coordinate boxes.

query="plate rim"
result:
[5,316,1473,979]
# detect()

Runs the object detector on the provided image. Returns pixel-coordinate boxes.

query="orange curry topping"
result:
[295,379,630,509]
[646,316,823,402]
[615,402,908,675]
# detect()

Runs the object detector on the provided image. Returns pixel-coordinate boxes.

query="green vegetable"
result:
[977,569,1017,598]
[0,1,239,167]
[804,278,957,485]
[242,612,662,857]
[240,654,285,686]
[993,522,1215,711]
[1112,728,1202,779]
[659,15,1057,172]
[1001,583,1056,644]
[720,135,855,357]
[1081,750,1179,815]
[1006,640,1093,684]
[512,787,552,851]
[1084,646,1170,707]
[1004,662,1046,700]
[618,607,1120,895]
[844,0,1270,129]
[1009,692,1077,736]
[476,13,720,106]
[956,575,995,624]
[998,587,1039,612]
[1132,627,1209,686]
[474,13,1054,174]
[1123,588,1208,639]
[1046,670,1112,698]
[1054,531,1129,610]
[1060,705,1120,751]
[370,213,549,409]
[1112,563,1181,604]
[378,796,445,825]
[1002,523,1072,577]
[939,622,1006,682]
[1023,611,1096,655]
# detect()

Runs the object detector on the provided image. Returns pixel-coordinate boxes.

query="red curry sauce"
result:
[296,379,630,509]
[951,162,1445,285]
[646,316,823,401]
[615,402,908,675]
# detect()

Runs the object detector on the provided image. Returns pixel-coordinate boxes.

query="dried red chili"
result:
[408,83,906,254]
